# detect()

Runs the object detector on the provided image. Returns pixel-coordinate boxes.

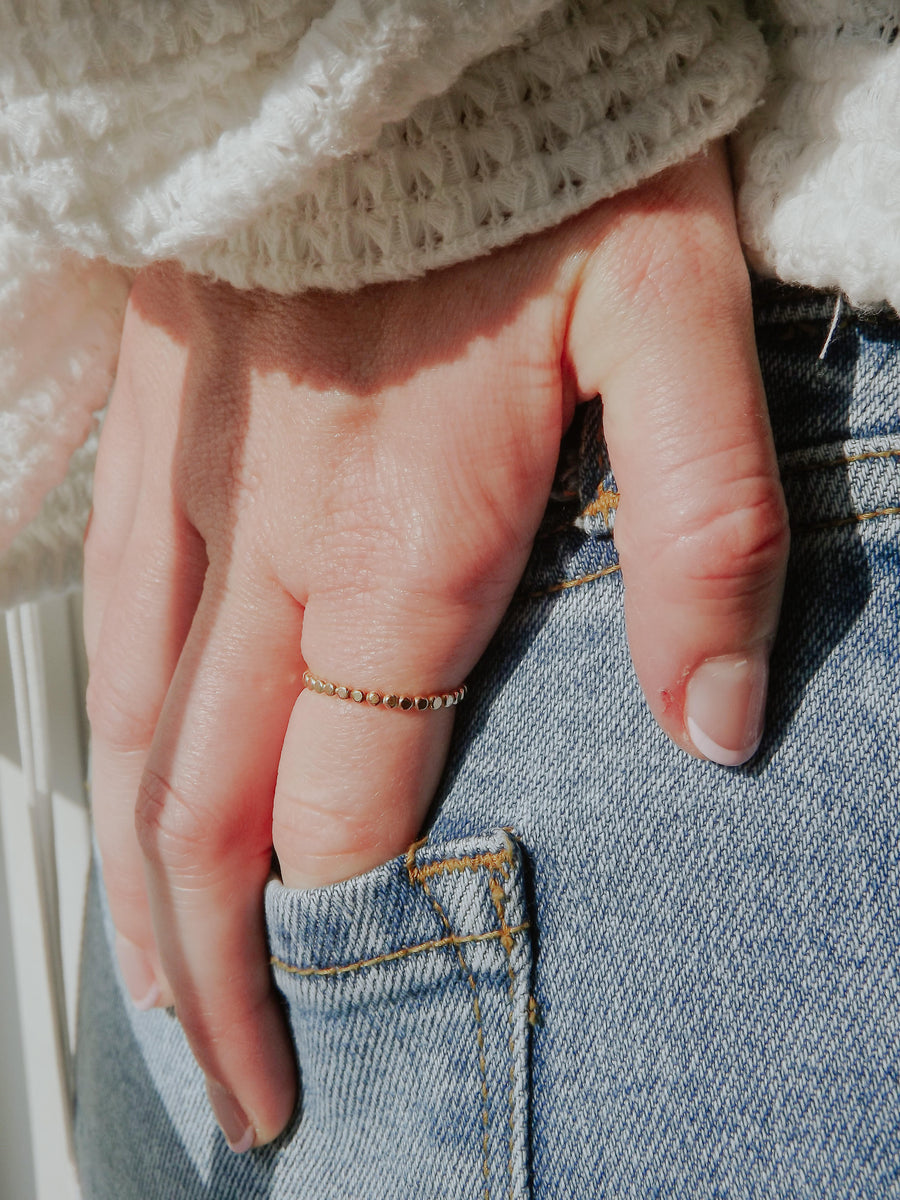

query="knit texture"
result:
[182,0,769,291]
[735,2,900,310]
[0,0,558,268]
[0,234,129,564]
[0,0,769,606]
[0,424,99,608]
[0,0,768,291]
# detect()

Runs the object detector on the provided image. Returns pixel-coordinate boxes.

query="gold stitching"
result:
[488,870,520,1200]
[782,447,900,475]
[407,850,513,884]
[419,876,492,1199]
[269,922,530,978]
[395,838,529,1196]
[488,877,515,958]
[528,562,621,598]
[535,486,621,541]
[795,505,900,531]
[525,451,897,604]
[583,487,620,521]
[537,448,900,541]
[529,497,899,596]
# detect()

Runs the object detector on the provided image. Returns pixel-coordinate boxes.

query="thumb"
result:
[568,153,789,765]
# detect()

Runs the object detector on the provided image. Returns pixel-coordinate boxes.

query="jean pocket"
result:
[265,828,535,1200]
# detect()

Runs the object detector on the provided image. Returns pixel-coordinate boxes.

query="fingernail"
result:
[685,650,769,766]
[115,934,161,1011]
[205,1077,255,1154]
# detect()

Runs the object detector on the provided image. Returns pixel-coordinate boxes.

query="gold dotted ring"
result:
[303,671,467,711]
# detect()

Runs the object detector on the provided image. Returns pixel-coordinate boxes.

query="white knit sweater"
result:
[0,0,896,606]
[734,1,900,310]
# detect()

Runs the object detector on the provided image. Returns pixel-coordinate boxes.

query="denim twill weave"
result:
[76,284,900,1198]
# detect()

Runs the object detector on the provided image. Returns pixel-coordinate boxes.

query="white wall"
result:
[1,595,90,1200]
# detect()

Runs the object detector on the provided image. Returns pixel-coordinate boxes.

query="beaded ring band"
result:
[303,670,466,711]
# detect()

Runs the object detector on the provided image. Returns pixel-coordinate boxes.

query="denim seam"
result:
[407,850,512,882]
[539,452,900,543]
[268,923,530,978]
[582,486,620,521]
[418,875,493,1200]
[404,839,528,1198]
[530,447,900,595]
[488,868,519,1200]
[794,506,900,532]
[526,497,899,599]
[780,447,900,475]
[528,563,621,598]
[527,503,899,597]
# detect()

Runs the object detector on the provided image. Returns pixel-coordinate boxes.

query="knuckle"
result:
[134,767,215,870]
[273,792,366,861]
[273,786,396,884]
[680,479,790,586]
[607,207,748,323]
[134,769,272,879]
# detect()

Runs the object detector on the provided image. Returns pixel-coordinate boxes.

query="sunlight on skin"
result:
[83,146,788,1148]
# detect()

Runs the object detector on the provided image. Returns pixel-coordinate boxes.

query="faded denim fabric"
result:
[75,283,900,1199]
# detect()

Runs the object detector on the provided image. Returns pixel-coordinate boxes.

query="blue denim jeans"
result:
[75,283,900,1198]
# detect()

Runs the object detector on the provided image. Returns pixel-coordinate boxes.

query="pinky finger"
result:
[85,495,207,1009]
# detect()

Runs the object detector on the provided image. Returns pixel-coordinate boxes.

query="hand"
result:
[83,144,788,1149]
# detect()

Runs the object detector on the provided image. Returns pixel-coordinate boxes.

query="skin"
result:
[82,147,789,1148]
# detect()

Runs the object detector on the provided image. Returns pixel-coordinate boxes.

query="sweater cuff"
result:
[734,10,900,311]
[0,430,96,609]
[183,0,768,292]
[0,240,129,556]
